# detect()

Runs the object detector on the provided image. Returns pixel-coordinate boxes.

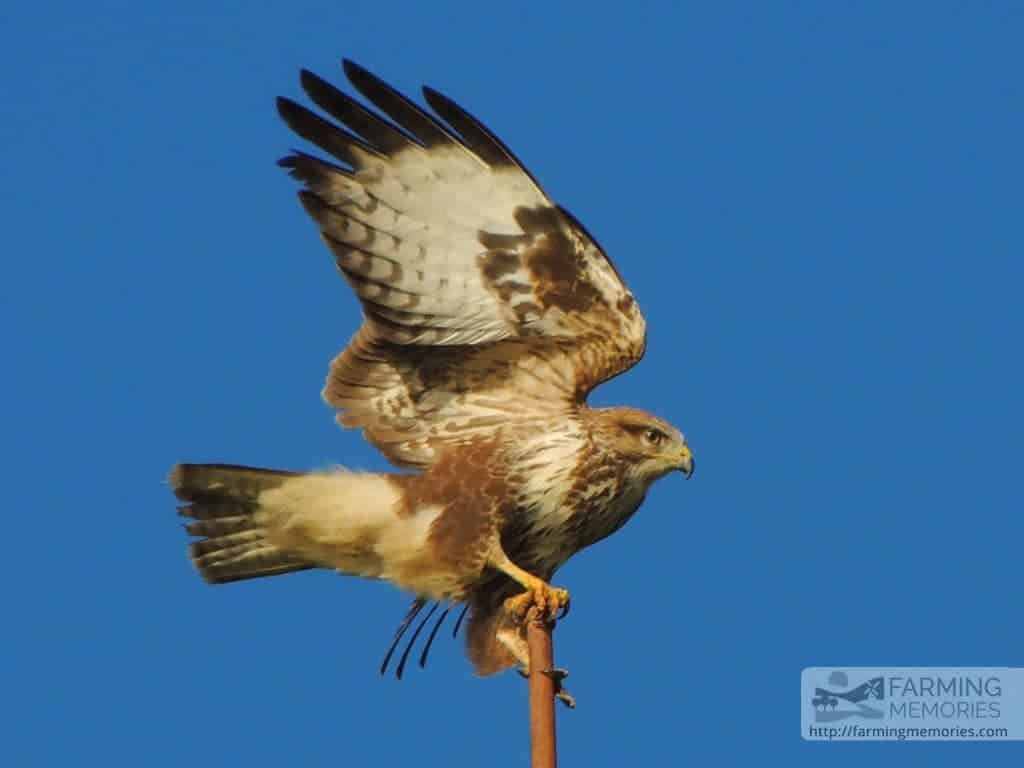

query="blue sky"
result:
[4,1,1022,765]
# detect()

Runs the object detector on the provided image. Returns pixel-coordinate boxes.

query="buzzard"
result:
[171,59,693,704]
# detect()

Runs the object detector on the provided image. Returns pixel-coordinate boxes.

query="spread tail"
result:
[170,463,316,584]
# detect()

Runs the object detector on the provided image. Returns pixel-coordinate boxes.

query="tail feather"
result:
[171,463,302,501]
[171,463,316,584]
[182,516,254,538]
[190,529,264,558]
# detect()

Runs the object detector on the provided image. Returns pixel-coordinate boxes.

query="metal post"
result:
[526,607,557,768]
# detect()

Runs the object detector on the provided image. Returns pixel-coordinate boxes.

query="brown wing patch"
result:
[524,231,605,314]
[512,205,563,235]
[477,250,522,281]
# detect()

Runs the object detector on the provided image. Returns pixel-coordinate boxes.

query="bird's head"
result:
[590,407,694,484]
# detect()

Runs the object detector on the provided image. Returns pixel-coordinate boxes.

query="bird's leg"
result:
[487,550,570,622]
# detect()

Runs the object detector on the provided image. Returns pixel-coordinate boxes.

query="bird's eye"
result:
[643,428,665,447]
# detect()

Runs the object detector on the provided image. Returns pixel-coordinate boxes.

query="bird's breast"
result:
[504,466,647,577]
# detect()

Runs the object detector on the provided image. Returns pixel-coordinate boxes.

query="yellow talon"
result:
[504,583,571,622]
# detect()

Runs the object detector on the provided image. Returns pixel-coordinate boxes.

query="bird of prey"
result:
[171,59,693,704]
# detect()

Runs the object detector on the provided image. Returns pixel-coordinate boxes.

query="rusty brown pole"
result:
[526,607,557,768]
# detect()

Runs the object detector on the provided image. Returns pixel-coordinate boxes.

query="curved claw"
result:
[557,594,571,620]
[547,587,570,621]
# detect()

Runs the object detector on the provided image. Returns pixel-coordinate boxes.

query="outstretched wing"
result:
[278,60,645,468]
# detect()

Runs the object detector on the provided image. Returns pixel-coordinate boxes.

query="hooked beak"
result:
[677,445,694,479]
